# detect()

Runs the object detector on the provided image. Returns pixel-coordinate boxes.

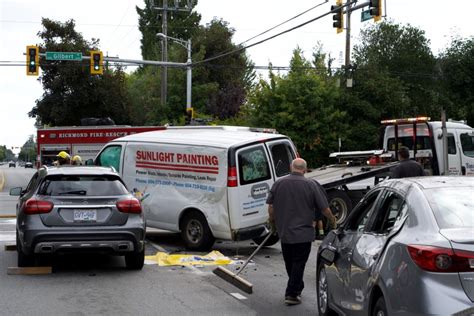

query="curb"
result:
[0,170,4,192]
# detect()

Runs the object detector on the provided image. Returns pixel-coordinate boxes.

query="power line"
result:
[236,0,329,47]
[191,1,357,67]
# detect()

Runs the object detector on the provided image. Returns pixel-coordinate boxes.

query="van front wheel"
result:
[181,211,215,251]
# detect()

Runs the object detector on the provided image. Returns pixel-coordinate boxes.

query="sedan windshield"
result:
[424,187,474,229]
[37,175,129,196]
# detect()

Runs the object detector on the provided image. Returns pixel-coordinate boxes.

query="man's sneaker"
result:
[315,234,325,240]
[284,296,301,305]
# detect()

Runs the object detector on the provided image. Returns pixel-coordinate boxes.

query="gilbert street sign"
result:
[46,52,82,61]
[361,10,372,22]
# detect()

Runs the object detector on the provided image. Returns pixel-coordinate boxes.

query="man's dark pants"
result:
[281,242,312,297]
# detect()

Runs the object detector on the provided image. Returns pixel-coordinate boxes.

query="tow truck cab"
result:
[382,117,474,176]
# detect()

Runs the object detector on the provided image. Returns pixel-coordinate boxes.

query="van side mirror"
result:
[9,187,22,196]
[85,159,94,166]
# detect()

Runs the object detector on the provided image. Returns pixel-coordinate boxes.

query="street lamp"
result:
[156,33,192,111]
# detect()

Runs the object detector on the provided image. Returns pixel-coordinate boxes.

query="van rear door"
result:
[227,143,274,233]
[227,138,297,235]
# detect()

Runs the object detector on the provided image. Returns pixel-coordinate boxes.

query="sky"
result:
[0,0,473,154]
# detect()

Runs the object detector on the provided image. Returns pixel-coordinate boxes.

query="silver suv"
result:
[10,166,145,269]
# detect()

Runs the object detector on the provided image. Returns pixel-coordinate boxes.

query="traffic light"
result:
[369,0,382,22]
[331,0,344,34]
[26,45,39,76]
[90,50,103,75]
[185,108,194,125]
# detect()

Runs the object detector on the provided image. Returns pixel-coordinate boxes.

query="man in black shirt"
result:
[266,158,337,306]
[391,146,425,178]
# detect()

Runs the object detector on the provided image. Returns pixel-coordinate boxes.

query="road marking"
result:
[0,215,16,219]
[0,170,4,191]
[230,293,247,300]
[7,267,52,275]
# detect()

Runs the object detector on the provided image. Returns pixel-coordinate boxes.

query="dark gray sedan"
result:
[317,176,474,316]
[10,166,145,269]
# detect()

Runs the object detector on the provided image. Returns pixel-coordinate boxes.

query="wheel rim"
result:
[186,219,203,244]
[376,310,385,316]
[330,197,348,224]
[318,267,328,313]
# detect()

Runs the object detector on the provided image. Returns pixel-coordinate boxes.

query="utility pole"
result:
[345,0,351,69]
[161,0,168,107]
[151,0,194,107]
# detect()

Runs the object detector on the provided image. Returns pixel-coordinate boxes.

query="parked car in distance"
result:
[317,176,474,316]
[10,166,145,270]
[9,161,15,168]
[24,162,33,168]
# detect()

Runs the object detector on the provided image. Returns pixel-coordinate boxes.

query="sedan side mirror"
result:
[85,159,94,166]
[320,244,337,265]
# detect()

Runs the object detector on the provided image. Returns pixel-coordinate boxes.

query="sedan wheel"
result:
[373,296,387,316]
[318,265,329,315]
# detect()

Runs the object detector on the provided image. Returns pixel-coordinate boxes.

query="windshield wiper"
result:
[58,190,87,195]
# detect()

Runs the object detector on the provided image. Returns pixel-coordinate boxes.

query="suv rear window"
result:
[38,175,129,196]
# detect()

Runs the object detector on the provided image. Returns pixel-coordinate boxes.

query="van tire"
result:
[326,190,352,226]
[252,233,279,247]
[181,211,215,251]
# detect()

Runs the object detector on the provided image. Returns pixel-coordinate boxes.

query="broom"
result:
[213,231,274,294]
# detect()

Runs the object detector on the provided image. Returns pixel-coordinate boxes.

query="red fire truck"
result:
[36,126,166,167]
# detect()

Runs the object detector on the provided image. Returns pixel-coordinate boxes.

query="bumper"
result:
[18,215,145,255]
[232,224,268,241]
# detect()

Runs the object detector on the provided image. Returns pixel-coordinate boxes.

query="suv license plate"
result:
[73,210,97,222]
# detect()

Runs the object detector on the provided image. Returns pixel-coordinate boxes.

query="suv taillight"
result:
[116,198,142,214]
[23,199,54,214]
[227,166,238,187]
[407,245,474,273]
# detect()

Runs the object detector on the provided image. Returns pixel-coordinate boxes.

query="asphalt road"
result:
[0,164,36,216]
[0,165,322,315]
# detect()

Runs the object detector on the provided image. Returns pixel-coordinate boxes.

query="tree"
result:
[438,36,474,125]
[353,21,437,116]
[29,18,131,126]
[18,136,37,162]
[129,6,255,124]
[249,48,346,166]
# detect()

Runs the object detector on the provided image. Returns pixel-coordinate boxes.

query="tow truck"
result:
[306,116,474,225]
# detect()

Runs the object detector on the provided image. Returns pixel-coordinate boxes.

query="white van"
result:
[93,126,297,250]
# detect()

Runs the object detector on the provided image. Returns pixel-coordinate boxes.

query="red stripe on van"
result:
[136,161,218,171]
[136,163,219,174]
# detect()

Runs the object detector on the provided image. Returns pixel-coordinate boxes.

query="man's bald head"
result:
[291,158,307,174]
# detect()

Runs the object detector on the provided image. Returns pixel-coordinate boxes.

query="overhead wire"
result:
[190,1,356,67]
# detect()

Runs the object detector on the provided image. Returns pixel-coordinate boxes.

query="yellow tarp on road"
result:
[145,250,233,266]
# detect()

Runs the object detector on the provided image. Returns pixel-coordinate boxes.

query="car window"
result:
[270,142,295,177]
[38,175,129,196]
[424,187,474,229]
[25,172,39,194]
[346,191,380,232]
[460,132,474,158]
[368,191,405,234]
[387,136,431,151]
[97,145,122,172]
[238,145,271,185]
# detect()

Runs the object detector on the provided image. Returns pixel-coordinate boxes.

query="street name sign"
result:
[361,10,372,22]
[46,52,82,61]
